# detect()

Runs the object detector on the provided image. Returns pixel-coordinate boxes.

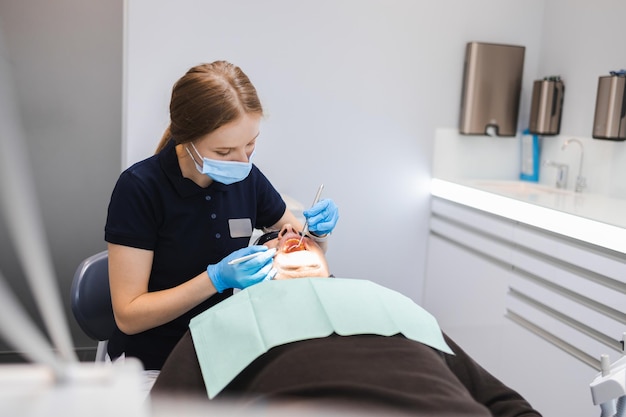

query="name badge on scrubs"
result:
[228,218,253,238]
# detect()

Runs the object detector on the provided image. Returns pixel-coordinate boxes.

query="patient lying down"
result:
[151,224,542,417]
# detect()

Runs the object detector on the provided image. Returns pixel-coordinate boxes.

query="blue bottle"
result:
[520,128,540,182]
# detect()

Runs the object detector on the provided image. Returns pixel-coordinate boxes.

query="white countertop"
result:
[430,178,626,255]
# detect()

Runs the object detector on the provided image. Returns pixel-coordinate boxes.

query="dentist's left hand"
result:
[207,246,276,293]
[304,198,339,236]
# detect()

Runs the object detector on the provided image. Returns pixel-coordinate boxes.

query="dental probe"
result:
[297,184,324,248]
[228,248,277,265]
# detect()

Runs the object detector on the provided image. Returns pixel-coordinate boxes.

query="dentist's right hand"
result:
[207,246,276,293]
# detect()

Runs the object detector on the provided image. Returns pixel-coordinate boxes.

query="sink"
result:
[430,177,626,253]
[467,180,574,196]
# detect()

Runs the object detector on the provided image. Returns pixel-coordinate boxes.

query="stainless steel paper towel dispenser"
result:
[459,42,525,137]
[592,71,626,141]
[529,76,564,136]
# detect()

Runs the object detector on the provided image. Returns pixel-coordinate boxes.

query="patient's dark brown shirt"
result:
[151,332,541,417]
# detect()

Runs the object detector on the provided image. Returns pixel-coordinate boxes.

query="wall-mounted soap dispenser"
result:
[529,76,564,136]
[459,42,525,137]
[592,70,626,141]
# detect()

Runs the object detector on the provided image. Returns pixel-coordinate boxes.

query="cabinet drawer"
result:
[430,216,512,264]
[513,224,626,284]
[507,294,622,368]
[512,249,626,313]
[431,198,515,242]
[509,274,624,347]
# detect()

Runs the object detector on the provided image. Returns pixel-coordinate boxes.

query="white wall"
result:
[124,0,544,301]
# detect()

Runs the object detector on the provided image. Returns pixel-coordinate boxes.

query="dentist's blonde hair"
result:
[155,61,263,153]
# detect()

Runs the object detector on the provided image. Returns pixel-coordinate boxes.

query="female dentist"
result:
[104,61,339,374]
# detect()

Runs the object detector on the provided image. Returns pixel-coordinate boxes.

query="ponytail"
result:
[155,125,172,154]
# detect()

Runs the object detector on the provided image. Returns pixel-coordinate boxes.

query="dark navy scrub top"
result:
[104,140,286,370]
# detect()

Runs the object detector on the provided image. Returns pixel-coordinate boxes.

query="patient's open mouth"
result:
[283,237,305,253]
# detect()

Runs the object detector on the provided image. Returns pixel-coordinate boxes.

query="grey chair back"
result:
[70,250,117,361]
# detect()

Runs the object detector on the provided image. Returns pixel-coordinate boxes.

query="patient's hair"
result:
[155,61,263,153]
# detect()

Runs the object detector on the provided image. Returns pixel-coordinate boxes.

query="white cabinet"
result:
[423,197,625,417]
[423,234,512,376]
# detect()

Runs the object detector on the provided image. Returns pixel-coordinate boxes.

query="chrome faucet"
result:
[544,160,569,189]
[561,138,586,193]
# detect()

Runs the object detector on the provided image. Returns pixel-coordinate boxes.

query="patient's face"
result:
[258,224,330,280]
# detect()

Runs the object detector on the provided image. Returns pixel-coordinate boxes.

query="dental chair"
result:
[70,250,117,362]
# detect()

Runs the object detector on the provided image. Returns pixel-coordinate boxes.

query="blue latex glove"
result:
[303,198,339,236]
[207,246,276,293]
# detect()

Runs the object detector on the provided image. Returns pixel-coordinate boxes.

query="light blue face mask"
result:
[186,143,254,185]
